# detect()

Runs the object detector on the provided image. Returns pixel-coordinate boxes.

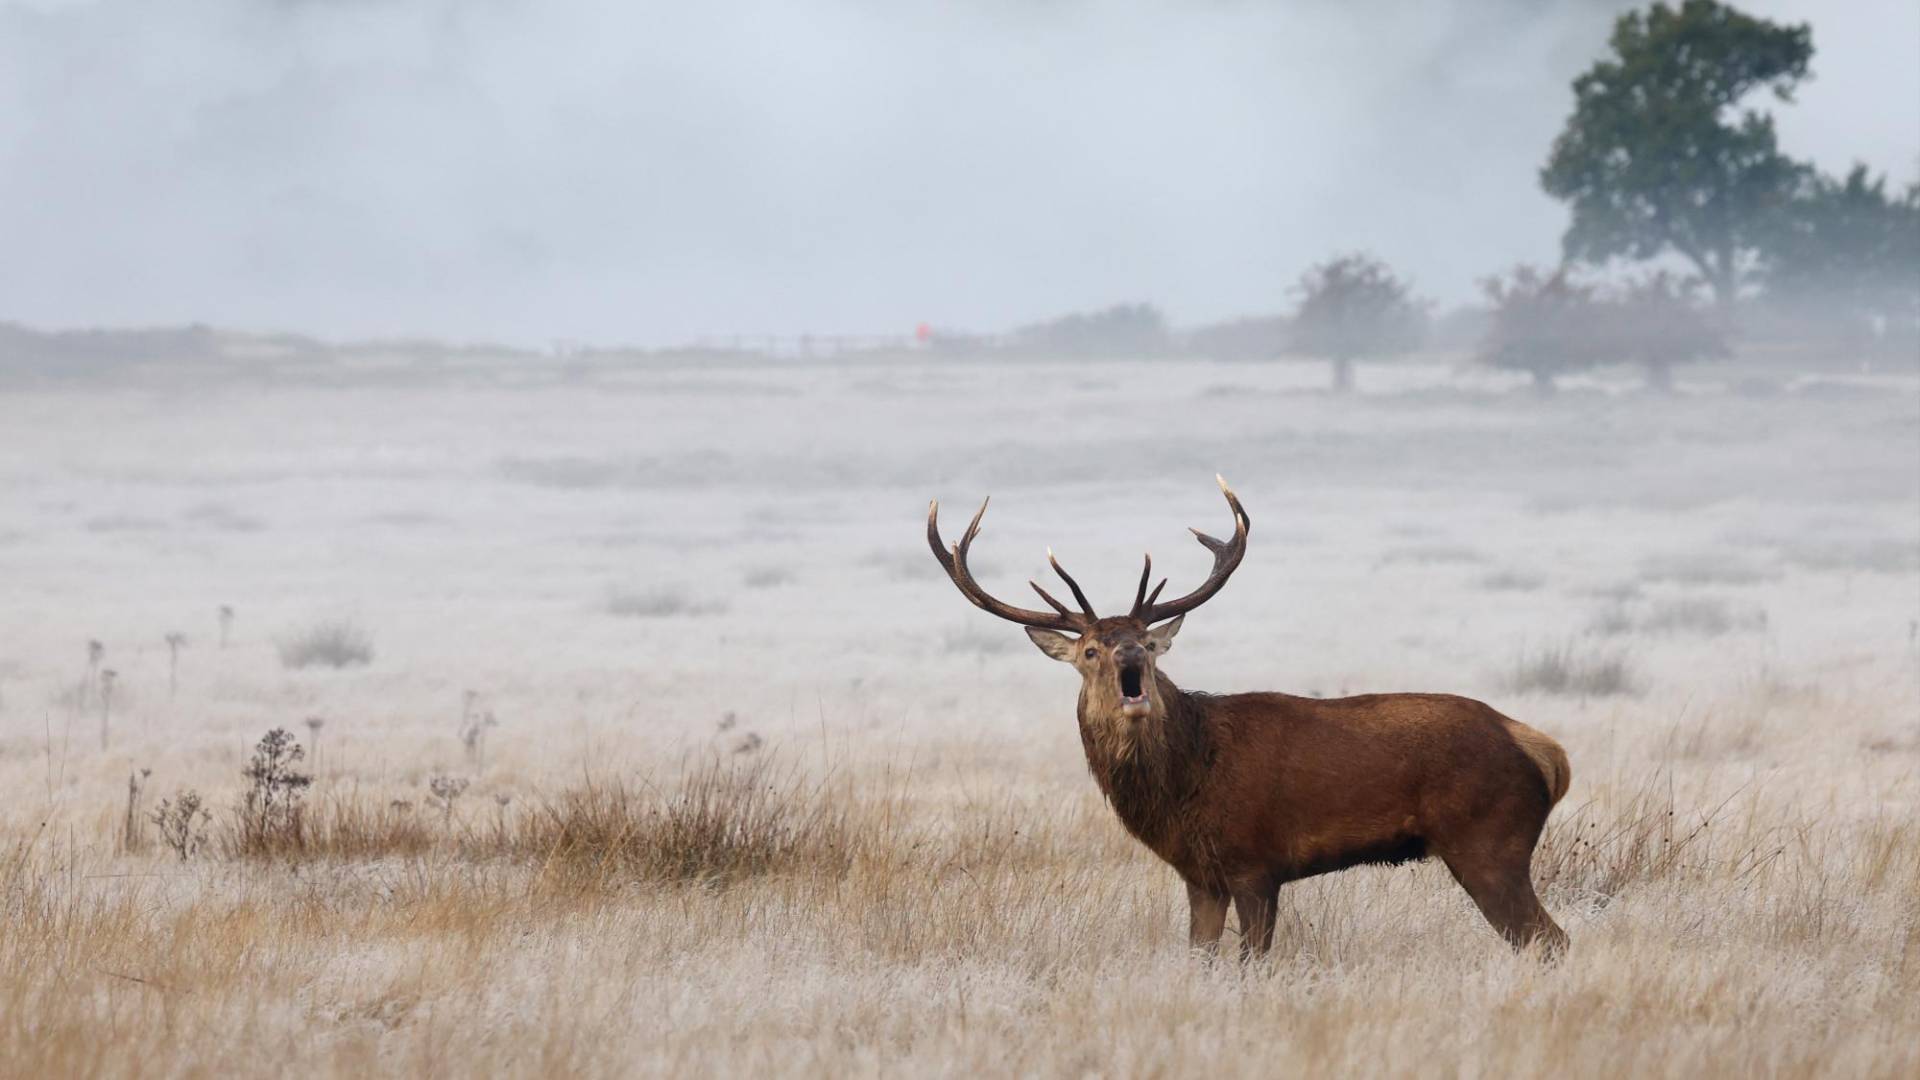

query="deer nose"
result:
[1115,644,1147,666]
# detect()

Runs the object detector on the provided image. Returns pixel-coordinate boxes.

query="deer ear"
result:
[1147,614,1185,653]
[1025,628,1080,663]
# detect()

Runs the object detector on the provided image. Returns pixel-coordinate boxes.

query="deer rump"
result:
[928,477,1572,958]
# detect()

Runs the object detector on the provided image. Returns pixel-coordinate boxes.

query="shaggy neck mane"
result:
[1076,672,1212,845]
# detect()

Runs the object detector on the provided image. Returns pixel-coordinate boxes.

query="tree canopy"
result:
[1758,164,1920,340]
[1477,266,1611,394]
[1610,272,1729,390]
[1540,0,1812,309]
[1289,253,1425,391]
[1479,266,1727,393]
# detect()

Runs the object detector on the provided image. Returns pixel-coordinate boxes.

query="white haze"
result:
[0,0,1914,345]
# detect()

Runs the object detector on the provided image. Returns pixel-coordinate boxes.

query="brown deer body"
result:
[929,479,1570,958]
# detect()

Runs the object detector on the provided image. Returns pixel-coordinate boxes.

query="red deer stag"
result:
[927,477,1571,958]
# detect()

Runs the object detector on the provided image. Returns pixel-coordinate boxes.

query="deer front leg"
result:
[1186,881,1229,957]
[1232,886,1278,961]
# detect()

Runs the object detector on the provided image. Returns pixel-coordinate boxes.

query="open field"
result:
[1,355,1917,1077]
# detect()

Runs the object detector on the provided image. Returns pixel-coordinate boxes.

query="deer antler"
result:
[927,498,1093,632]
[1131,475,1251,624]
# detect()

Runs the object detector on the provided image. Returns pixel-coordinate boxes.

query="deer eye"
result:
[1083,647,1097,659]
[1145,642,1157,651]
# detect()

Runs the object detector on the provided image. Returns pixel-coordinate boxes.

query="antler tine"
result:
[1029,580,1076,618]
[958,497,990,552]
[1145,578,1168,609]
[1136,475,1252,625]
[927,497,1087,633]
[1129,554,1153,616]
[1047,548,1098,618]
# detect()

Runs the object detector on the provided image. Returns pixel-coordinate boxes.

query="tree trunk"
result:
[1712,270,1737,327]
[1683,247,1740,330]
[1706,250,1738,329]
[1331,356,1354,393]
[1646,358,1673,393]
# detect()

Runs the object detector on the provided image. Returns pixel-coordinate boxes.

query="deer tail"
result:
[1509,722,1571,806]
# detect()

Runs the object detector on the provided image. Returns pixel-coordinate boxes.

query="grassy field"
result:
[0,355,1916,1076]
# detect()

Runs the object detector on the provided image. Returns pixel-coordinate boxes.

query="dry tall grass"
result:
[1,702,1915,1078]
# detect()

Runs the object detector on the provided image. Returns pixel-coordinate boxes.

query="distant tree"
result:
[1184,315,1289,361]
[1477,265,1611,396]
[1758,164,1920,344]
[1013,303,1169,357]
[1289,253,1425,392]
[1541,1,1813,314]
[1608,271,1729,391]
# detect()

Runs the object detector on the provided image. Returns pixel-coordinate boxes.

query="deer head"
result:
[927,476,1250,727]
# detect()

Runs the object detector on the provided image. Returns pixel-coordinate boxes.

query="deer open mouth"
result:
[1119,663,1148,713]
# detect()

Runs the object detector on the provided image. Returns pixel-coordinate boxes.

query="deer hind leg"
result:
[1187,882,1230,957]
[1232,885,1278,961]
[1438,842,1568,958]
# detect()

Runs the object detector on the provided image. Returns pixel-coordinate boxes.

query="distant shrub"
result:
[498,456,628,490]
[1637,553,1776,587]
[606,587,725,618]
[1184,314,1289,361]
[180,502,267,532]
[1591,597,1766,637]
[276,619,374,669]
[742,565,796,589]
[1773,538,1920,575]
[1479,569,1547,592]
[1507,642,1635,697]
[1639,598,1765,636]
[1011,302,1170,357]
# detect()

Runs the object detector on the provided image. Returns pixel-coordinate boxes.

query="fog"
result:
[2,0,1913,345]
[3,5,1919,1069]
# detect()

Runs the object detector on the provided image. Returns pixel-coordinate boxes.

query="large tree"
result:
[1289,253,1425,392]
[1541,0,1812,313]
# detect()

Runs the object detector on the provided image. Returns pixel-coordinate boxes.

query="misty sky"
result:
[2,0,1915,346]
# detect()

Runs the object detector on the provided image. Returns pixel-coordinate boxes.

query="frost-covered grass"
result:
[0,356,1915,1077]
